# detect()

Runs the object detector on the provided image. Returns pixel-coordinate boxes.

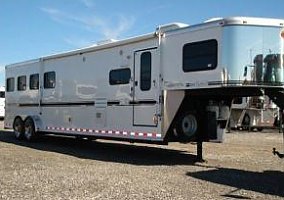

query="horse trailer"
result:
[4,17,284,158]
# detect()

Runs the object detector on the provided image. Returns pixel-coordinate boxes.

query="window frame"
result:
[140,51,152,91]
[44,71,56,89]
[6,77,15,92]
[29,73,39,90]
[109,68,131,85]
[182,39,218,72]
[17,75,27,91]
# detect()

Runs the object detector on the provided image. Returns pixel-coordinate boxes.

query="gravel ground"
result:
[0,121,283,200]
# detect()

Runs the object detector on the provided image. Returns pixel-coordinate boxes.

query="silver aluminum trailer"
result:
[5,17,284,159]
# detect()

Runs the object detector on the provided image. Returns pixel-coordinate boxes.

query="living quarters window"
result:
[109,68,131,85]
[140,52,152,91]
[30,74,39,90]
[6,78,14,92]
[17,76,26,91]
[183,39,218,72]
[44,71,56,89]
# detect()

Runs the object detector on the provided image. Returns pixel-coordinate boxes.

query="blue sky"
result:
[0,0,284,85]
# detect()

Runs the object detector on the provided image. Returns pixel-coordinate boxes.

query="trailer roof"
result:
[6,16,284,68]
[216,16,284,27]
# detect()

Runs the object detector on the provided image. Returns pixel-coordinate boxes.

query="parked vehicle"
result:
[4,17,284,158]
[229,96,279,131]
[0,86,5,119]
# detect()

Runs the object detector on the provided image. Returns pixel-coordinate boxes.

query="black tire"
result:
[24,118,37,141]
[242,114,251,130]
[13,118,24,140]
[176,112,198,142]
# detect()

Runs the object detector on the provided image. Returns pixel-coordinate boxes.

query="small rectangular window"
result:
[44,71,56,89]
[109,68,131,85]
[6,78,14,92]
[30,74,39,90]
[17,76,26,91]
[140,52,152,91]
[183,39,218,72]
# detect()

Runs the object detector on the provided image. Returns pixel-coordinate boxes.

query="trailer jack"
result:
[196,141,206,162]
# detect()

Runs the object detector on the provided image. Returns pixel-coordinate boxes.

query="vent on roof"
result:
[204,17,223,23]
[156,22,189,33]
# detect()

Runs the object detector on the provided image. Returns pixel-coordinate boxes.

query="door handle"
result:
[135,81,138,86]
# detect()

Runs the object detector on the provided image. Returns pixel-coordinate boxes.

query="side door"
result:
[133,48,160,126]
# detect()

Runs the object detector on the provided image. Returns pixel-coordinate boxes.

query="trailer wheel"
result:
[242,114,251,130]
[24,118,37,141]
[13,118,24,140]
[176,112,198,141]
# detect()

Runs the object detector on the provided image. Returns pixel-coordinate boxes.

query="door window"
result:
[140,52,152,91]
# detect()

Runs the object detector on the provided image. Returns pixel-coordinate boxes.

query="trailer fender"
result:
[25,115,43,132]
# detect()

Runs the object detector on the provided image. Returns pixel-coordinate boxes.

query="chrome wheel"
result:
[181,114,198,138]
[176,112,199,142]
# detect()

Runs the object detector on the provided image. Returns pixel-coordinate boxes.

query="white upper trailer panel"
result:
[6,17,284,69]
[162,17,284,89]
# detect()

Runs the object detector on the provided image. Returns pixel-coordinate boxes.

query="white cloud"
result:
[41,3,135,47]
[98,15,135,39]
[41,8,70,24]
[81,0,95,8]
[63,37,96,48]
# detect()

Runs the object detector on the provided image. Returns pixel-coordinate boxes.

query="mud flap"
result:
[198,111,217,141]
[206,111,218,140]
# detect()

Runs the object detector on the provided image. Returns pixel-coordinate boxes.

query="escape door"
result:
[133,48,160,127]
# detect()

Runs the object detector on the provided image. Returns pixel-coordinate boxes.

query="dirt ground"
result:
[0,120,283,200]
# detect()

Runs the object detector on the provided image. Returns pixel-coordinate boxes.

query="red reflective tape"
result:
[44,126,160,139]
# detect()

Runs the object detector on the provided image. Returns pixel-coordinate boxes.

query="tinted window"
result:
[6,78,14,92]
[17,76,26,91]
[44,71,56,89]
[140,52,151,91]
[30,74,39,90]
[109,68,131,85]
[183,39,218,72]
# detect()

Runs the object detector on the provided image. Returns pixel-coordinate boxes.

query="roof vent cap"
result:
[156,22,189,33]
